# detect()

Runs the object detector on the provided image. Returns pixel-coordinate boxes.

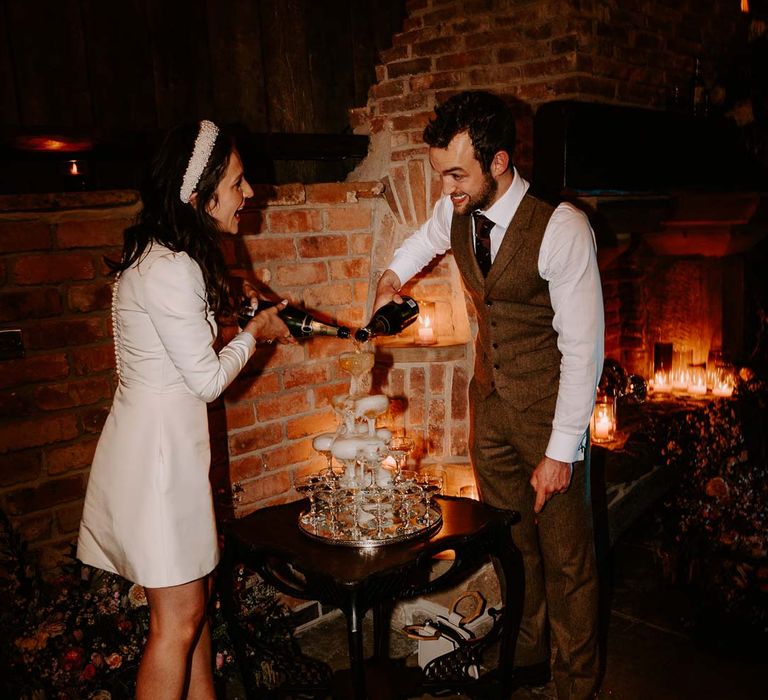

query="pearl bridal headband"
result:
[179,119,219,203]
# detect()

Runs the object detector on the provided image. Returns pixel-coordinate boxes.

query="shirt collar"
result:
[477,167,529,230]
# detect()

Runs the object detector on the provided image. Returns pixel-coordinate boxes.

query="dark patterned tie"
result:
[472,211,493,277]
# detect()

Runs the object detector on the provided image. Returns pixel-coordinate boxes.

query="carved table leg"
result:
[345,592,367,699]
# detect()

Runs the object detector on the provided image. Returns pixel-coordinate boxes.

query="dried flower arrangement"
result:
[0,510,307,699]
[657,374,768,647]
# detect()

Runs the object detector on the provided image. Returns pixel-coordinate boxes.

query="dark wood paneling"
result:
[5,0,92,127]
[0,1,19,126]
[204,0,269,131]
[304,0,356,134]
[80,0,157,132]
[259,0,315,133]
[1,0,404,186]
[144,0,214,128]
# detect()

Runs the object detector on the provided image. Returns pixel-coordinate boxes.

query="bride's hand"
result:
[243,301,297,345]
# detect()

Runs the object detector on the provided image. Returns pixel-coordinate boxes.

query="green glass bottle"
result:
[238,300,351,339]
[354,296,419,342]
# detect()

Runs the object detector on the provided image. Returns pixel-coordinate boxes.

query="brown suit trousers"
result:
[469,381,599,700]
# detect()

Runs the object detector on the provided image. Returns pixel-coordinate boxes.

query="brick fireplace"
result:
[2,0,767,561]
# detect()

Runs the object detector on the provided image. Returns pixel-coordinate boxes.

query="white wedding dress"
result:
[77,243,255,588]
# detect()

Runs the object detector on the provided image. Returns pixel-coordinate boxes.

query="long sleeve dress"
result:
[77,242,256,588]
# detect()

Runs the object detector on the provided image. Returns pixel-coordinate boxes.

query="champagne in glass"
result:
[339,349,375,398]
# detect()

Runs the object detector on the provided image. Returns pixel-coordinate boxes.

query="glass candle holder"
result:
[591,394,616,443]
[671,346,693,391]
[653,369,672,394]
[712,363,735,397]
[687,364,707,395]
[415,300,437,345]
[61,158,89,190]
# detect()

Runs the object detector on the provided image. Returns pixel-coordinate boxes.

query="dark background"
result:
[0,0,407,190]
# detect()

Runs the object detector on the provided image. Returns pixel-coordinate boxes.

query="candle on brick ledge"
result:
[415,300,437,345]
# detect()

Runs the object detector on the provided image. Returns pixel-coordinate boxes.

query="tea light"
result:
[672,368,690,391]
[417,319,435,344]
[712,363,736,398]
[712,382,734,397]
[687,366,707,395]
[653,370,671,393]
[415,300,437,345]
[61,158,89,190]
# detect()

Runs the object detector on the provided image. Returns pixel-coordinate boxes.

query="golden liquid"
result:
[338,350,374,378]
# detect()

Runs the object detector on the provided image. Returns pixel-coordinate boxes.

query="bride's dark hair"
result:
[108,122,236,315]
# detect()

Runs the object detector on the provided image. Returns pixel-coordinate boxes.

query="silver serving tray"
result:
[298,501,442,547]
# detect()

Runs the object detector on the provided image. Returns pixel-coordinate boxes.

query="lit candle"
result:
[687,366,708,395]
[712,382,734,397]
[416,315,436,345]
[594,413,613,439]
[672,369,690,391]
[653,371,671,393]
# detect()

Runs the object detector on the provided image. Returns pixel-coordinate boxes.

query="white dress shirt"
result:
[389,170,604,463]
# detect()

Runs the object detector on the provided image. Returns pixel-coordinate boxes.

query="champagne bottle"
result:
[354,296,419,342]
[238,299,351,339]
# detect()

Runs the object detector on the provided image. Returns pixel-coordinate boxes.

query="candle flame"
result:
[68,160,80,176]
[741,0,749,13]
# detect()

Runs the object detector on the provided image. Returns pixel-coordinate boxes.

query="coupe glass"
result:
[416,468,445,525]
[295,473,328,527]
[339,349,375,398]
[387,435,414,479]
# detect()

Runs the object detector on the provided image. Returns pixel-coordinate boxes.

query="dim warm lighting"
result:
[591,394,616,443]
[672,367,691,391]
[67,160,81,176]
[415,300,437,345]
[741,0,749,14]
[459,484,478,500]
[13,134,95,152]
[712,364,736,397]
[712,381,734,397]
[653,370,672,393]
[687,365,707,395]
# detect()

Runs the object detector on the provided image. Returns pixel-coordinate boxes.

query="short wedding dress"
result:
[77,243,255,588]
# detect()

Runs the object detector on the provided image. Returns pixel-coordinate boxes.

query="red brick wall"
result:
[0,193,137,557]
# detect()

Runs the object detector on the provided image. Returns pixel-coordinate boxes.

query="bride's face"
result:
[206,150,254,234]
